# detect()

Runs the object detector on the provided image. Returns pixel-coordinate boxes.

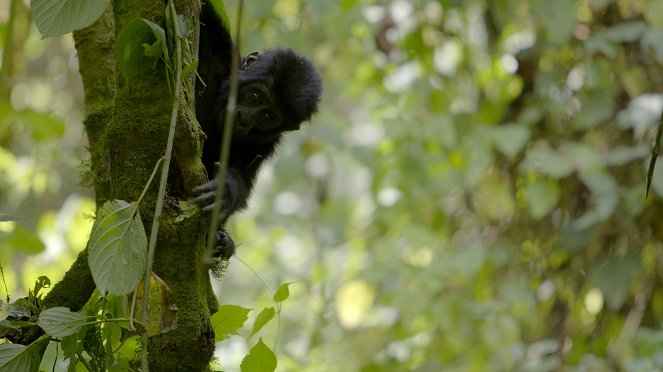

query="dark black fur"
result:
[194,3,322,259]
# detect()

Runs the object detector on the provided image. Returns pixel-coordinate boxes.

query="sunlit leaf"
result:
[273,283,294,302]
[211,305,251,341]
[240,338,277,372]
[250,307,276,337]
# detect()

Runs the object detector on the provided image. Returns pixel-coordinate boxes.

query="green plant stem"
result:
[0,260,9,302]
[205,0,245,260]
[0,0,17,89]
[646,109,663,198]
[235,255,281,349]
[137,158,165,204]
[77,353,93,372]
[140,1,183,370]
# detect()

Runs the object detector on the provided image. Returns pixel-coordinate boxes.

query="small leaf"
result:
[38,307,88,338]
[88,200,148,296]
[273,283,294,302]
[240,338,277,372]
[115,19,165,80]
[250,307,275,337]
[210,305,251,341]
[132,273,179,336]
[31,0,110,38]
[32,276,51,299]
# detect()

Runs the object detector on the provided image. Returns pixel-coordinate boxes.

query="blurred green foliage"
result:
[3,0,663,370]
[0,0,93,300]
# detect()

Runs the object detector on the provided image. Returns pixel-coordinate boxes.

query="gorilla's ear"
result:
[241,52,260,70]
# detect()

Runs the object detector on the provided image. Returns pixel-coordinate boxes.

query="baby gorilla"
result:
[194,5,322,259]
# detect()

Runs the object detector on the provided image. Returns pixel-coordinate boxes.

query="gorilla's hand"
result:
[193,163,244,222]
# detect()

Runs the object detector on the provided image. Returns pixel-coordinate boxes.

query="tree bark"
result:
[41,1,218,369]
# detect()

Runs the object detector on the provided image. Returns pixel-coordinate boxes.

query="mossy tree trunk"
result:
[43,0,218,369]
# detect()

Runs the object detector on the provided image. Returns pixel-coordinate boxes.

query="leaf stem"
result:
[137,157,165,205]
[205,0,245,261]
[141,1,183,370]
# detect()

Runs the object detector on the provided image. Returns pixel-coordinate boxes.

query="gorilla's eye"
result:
[263,112,272,121]
[249,91,262,105]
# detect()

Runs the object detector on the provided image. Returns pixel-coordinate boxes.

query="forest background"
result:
[2,0,663,370]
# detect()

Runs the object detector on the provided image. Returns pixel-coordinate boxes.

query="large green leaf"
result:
[88,200,148,296]
[31,0,110,38]
[0,336,49,371]
[0,344,28,369]
[38,307,87,338]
